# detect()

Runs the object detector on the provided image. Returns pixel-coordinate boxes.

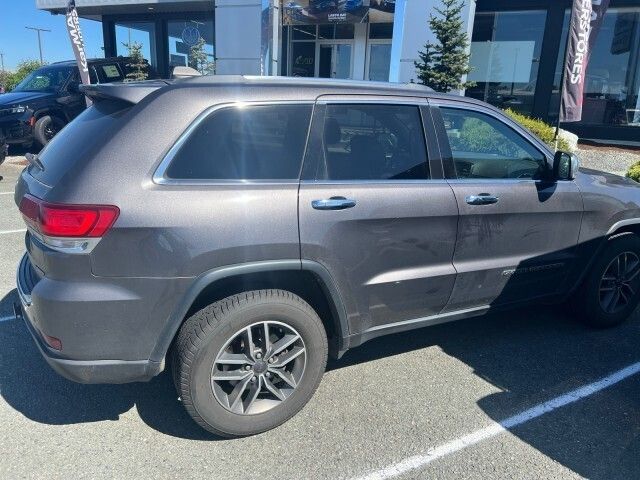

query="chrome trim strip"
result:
[362,305,490,334]
[315,96,429,106]
[152,100,314,186]
[607,219,640,236]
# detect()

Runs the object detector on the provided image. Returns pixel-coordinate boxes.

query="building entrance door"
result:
[318,43,352,79]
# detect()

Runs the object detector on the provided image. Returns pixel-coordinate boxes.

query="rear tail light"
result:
[19,194,119,254]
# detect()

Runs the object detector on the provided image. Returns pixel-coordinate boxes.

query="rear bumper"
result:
[16,253,163,384]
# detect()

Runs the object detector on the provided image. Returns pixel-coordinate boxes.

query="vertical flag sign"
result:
[560,0,609,122]
[66,0,91,93]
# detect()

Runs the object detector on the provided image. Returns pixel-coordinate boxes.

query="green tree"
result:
[415,0,475,93]
[1,60,44,92]
[189,38,215,75]
[122,41,149,82]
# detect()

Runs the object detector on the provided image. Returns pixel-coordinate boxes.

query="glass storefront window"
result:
[115,22,157,68]
[292,25,317,40]
[318,24,354,40]
[368,44,391,81]
[551,8,640,128]
[466,11,547,116]
[291,42,316,77]
[168,19,215,75]
[369,23,393,39]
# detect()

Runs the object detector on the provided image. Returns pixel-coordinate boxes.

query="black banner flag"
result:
[560,0,610,122]
[66,0,91,97]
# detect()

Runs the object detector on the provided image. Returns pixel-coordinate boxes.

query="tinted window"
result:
[440,107,546,180]
[166,105,312,180]
[318,104,429,181]
[32,101,131,187]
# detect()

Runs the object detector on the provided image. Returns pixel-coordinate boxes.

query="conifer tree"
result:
[415,0,475,92]
[123,41,149,82]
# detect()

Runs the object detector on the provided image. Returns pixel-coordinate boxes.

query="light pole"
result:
[25,26,52,64]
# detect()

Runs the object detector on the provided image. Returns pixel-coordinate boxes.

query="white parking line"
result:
[0,191,15,195]
[0,229,26,235]
[352,361,640,480]
[0,315,17,323]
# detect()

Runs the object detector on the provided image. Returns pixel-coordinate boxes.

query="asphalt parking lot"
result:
[2,156,640,479]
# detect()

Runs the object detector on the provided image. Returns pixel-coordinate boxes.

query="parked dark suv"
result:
[0,58,154,159]
[14,76,640,437]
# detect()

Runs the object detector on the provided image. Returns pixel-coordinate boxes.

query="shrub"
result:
[503,109,571,152]
[626,161,640,182]
[1,60,44,92]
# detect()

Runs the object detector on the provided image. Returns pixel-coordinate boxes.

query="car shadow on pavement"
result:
[0,289,218,441]
[3,283,640,474]
[332,304,640,480]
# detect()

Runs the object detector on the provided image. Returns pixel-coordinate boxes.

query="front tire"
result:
[34,115,65,147]
[172,290,328,437]
[575,233,640,328]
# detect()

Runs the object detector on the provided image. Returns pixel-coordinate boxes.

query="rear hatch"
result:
[15,81,167,276]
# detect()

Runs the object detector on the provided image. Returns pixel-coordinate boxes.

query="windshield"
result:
[13,66,76,92]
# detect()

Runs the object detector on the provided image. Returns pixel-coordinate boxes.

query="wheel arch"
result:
[33,107,69,123]
[151,260,350,363]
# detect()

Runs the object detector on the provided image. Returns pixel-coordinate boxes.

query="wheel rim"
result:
[211,321,306,415]
[598,251,640,314]
[44,120,61,141]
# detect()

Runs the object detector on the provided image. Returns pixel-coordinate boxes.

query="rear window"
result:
[92,63,126,83]
[31,101,130,187]
[164,104,312,181]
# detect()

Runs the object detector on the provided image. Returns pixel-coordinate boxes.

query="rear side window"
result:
[165,104,312,181]
[316,104,429,181]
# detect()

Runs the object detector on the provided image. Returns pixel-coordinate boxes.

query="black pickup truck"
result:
[0,57,155,165]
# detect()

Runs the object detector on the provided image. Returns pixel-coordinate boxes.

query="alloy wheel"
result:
[598,251,640,314]
[211,321,306,415]
[44,120,62,141]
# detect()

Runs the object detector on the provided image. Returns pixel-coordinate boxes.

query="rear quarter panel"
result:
[46,85,306,278]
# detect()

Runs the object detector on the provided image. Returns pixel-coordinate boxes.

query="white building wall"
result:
[390,0,476,87]
[215,0,263,75]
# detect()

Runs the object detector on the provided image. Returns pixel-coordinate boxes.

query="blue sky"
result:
[0,2,104,71]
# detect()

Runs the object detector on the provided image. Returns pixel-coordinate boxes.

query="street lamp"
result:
[25,26,52,64]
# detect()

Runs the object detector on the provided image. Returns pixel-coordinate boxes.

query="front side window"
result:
[441,107,546,180]
[317,104,429,181]
[165,104,312,181]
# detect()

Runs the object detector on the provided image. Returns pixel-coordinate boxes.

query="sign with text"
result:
[560,0,610,122]
[283,1,369,25]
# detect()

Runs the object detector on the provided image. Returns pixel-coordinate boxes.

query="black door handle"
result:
[312,196,357,210]
[465,194,499,205]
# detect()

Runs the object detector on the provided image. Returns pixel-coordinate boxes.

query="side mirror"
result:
[553,151,580,181]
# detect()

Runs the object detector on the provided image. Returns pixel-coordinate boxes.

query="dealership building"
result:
[35,0,640,143]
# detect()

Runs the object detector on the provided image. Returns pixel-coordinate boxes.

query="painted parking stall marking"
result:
[0,229,26,235]
[352,361,640,480]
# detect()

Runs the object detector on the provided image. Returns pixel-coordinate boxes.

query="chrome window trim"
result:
[315,95,429,106]
[300,179,449,185]
[152,100,315,186]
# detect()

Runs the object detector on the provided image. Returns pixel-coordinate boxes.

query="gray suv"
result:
[14,76,640,437]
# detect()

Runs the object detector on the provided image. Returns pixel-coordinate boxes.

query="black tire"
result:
[575,233,640,328]
[34,115,65,147]
[172,289,328,437]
